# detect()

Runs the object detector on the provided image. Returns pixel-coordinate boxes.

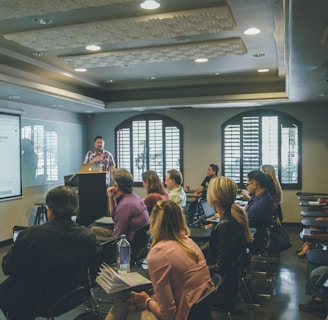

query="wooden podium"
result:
[77,172,108,227]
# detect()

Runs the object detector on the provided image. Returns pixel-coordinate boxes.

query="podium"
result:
[77,172,108,227]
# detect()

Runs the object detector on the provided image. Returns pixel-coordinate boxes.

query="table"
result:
[300,210,328,218]
[301,219,328,228]
[189,227,212,239]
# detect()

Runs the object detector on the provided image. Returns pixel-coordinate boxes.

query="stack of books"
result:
[96,263,152,294]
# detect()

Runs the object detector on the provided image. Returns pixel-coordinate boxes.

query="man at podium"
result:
[83,135,115,186]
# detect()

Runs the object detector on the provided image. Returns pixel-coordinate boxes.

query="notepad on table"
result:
[94,216,114,225]
[96,263,152,294]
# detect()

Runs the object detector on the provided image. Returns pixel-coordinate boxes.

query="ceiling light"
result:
[32,17,53,25]
[195,58,208,63]
[140,0,160,10]
[8,95,21,99]
[86,44,101,51]
[244,28,261,35]
[32,51,47,57]
[146,76,156,80]
[253,53,265,57]
[257,68,270,73]
[74,68,87,72]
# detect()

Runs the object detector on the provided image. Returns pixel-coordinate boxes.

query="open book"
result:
[96,263,152,294]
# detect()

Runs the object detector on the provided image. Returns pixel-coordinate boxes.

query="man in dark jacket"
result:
[0,186,98,320]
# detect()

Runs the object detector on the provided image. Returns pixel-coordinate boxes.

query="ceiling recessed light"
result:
[32,51,47,57]
[195,58,208,63]
[253,53,265,57]
[257,68,270,73]
[86,44,101,51]
[32,17,53,25]
[140,0,160,10]
[173,36,190,43]
[8,95,21,99]
[244,28,261,35]
[74,68,87,72]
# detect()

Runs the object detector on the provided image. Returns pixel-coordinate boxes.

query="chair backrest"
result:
[131,224,150,262]
[41,259,92,318]
[211,249,248,312]
[187,273,221,320]
[249,224,269,254]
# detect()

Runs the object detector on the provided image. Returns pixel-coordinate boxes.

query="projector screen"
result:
[0,112,22,201]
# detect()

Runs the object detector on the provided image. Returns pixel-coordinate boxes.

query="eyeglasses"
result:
[245,181,255,187]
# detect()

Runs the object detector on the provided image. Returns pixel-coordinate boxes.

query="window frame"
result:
[115,113,183,187]
[221,109,302,190]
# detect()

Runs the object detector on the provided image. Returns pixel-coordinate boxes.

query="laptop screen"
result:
[200,201,216,218]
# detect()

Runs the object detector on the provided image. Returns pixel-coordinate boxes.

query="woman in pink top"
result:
[106,200,214,320]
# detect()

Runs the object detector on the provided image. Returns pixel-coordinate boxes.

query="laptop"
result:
[79,163,99,173]
[13,226,27,242]
[199,201,220,223]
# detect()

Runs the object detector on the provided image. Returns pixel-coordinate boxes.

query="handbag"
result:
[267,220,292,254]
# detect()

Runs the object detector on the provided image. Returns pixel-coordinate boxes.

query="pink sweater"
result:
[147,237,214,319]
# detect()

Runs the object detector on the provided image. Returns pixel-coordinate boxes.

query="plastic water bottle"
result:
[117,234,130,274]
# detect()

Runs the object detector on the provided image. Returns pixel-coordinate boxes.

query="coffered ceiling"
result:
[0,0,327,114]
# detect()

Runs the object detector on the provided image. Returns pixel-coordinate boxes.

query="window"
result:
[22,125,58,185]
[222,110,301,189]
[115,114,183,185]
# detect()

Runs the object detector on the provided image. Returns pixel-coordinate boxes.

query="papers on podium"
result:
[96,263,152,294]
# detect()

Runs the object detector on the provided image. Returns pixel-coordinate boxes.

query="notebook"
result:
[94,216,114,225]
[79,163,99,173]
[199,201,219,223]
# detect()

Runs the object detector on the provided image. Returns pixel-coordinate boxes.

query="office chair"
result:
[131,224,150,264]
[187,273,221,320]
[211,249,252,320]
[40,259,99,320]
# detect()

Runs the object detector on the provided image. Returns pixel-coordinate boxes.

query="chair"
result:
[187,273,221,320]
[40,258,99,320]
[211,249,251,320]
[131,224,150,263]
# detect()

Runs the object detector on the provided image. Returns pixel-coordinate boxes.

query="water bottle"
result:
[117,234,130,274]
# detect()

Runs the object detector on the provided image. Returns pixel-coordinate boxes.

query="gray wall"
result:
[1,102,328,242]
[86,103,328,225]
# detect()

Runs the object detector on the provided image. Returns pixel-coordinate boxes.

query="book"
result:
[94,216,114,225]
[96,263,152,294]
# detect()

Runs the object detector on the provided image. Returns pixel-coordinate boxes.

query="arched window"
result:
[222,110,301,189]
[115,114,183,186]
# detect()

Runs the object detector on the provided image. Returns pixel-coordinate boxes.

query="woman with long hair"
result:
[106,200,214,320]
[142,170,169,215]
[260,164,283,221]
[206,176,253,309]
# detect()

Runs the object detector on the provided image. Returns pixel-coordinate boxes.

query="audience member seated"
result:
[244,170,273,253]
[206,176,253,308]
[299,265,328,319]
[90,168,149,243]
[0,186,98,320]
[105,200,214,320]
[165,169,186,207]
[193,163,219,200]
[260,164,283,221]
[142,170,169,215]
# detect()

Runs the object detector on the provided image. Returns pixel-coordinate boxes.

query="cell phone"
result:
[316,271,328,288]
